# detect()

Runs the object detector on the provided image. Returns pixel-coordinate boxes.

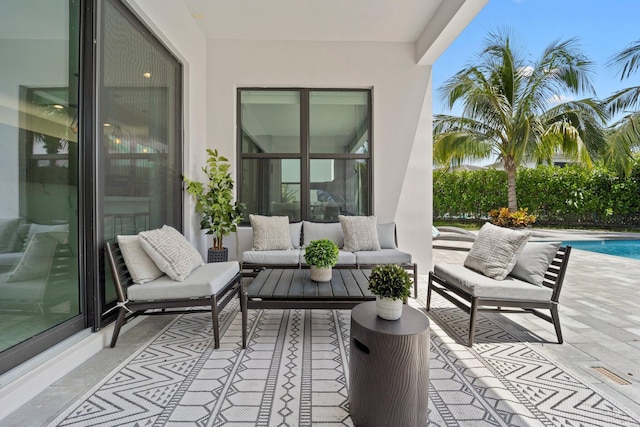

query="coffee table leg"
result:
[241,290,248,348]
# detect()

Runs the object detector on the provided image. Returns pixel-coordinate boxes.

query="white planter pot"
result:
[376,296,403,320]
[310,265,332,282]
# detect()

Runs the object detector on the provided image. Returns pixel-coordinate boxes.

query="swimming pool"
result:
[561,240,640,260]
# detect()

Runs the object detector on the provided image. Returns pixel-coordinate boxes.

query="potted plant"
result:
[368,264,412,320]
[304,239,339,282]
[184,148,244,262]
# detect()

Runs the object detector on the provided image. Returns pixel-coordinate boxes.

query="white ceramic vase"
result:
[376,296,403,320]
[310,265,332,282]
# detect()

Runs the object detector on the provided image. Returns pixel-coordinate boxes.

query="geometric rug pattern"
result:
[48,296,640,427]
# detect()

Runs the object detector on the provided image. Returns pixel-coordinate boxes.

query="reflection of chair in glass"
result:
[0,231,72,313]
[270,202,300,222]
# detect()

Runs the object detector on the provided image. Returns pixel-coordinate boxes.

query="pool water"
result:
[561,240,640,260]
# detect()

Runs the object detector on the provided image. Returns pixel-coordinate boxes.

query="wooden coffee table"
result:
[240,268,375,347]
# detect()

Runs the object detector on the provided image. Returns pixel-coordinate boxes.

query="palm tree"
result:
[605,40,640,177]
[434,30,607,211]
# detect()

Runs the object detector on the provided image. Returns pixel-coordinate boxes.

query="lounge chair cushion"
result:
[117,235,164,284]
[434,263,552,301]
[250,214,293,251]
[464,223,531,280]
[242,249,301,265]
[339,215,380,252]
[127,261,240,301]
[510,241,561,285]
[354,249,411,265]
[138,225,204,281]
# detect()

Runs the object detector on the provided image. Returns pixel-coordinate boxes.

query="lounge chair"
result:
[433,226,477,250]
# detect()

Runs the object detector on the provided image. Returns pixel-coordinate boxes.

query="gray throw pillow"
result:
[302,221,344,248]
[377,222,397,249]
[510,241,561,285]
[138,225,204,281]
[250,215,292,251]
[464,222,531,280]
[339,215,381,252]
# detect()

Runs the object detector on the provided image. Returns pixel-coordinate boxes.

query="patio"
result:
[3,229,640,425]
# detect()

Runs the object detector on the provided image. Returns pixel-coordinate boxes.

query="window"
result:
[238,89,372,223]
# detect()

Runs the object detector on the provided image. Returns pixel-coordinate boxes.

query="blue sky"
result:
[433,0,640,119]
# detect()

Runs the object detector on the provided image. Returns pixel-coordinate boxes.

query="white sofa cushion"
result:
[464,223,531,280]
[127,261,239,301]
[242,249,301,265]
[300,249,356,265]
[354,249,411,265]
[339,215,380,252]
[303,221,344,248]
[138,225,204,281]
[510,241,561,285]
[434,263,553,301]
[250,214,292,251]
[117,235,164,284]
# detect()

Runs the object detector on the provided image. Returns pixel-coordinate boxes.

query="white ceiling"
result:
[181,0,444,43]
[180,0,487,64]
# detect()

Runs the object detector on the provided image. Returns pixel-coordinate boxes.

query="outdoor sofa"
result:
[237,215,419,297]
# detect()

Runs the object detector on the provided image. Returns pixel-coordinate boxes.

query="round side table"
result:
[349,301,430,427]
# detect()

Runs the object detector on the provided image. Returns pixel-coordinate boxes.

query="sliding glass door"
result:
[0,0,83,372]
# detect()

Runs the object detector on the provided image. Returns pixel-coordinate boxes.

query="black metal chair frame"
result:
[105,241,242,349]
[427,246,572,346]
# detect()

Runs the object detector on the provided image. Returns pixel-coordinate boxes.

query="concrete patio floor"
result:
[3,227,640,425]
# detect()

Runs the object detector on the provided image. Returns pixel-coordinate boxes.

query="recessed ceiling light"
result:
[143,72,151,78]
[104,123,112,127]
[53,104,64,109]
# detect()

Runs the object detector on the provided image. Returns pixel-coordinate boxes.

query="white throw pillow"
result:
[464,222,531,280]
[339,215,381,252]
[250,215,292,251]
[510,241,561,285]
[6,231,67,282]
[138,225,204,281]
[117,235,165,284]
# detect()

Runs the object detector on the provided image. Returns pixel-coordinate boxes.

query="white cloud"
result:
[548,94,574,105]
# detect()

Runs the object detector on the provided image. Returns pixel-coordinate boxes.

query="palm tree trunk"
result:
[506,166,518,212]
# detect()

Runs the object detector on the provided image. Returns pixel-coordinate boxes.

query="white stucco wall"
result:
[207,40,433,269]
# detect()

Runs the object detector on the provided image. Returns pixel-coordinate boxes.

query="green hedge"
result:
[433,163,640,227]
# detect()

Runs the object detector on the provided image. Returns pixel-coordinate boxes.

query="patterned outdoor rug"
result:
[48,296,640,427]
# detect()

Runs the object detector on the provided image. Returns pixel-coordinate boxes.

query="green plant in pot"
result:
[368,264,412,320]
[184,148,244,262]
[304,239,339,282]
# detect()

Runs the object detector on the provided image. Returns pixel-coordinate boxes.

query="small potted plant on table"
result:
[304,239,339,282]
[368,264,412,320]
